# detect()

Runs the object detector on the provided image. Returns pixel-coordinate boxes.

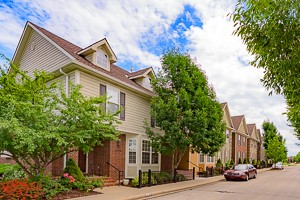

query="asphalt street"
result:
[149,165,300,200]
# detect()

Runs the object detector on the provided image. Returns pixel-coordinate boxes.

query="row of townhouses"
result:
[0,22,266,181]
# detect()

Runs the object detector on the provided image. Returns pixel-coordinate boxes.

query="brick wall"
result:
[161,153,173,171]
[52,157,64,176]
[0,157,16,165]
[236,134,247,163]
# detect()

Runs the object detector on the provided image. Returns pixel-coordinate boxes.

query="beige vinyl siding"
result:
[238,121,247,134]
[133,77,144,87]
[18,30,71,77]
[80,71,151,134]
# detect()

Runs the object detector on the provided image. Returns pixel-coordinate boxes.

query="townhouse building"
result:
[246,124,260,163]
[11,21,160,180]
[231,115,249,164]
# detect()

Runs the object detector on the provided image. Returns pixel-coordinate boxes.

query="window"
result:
[238,151,241,158]
[100,84,126,120]
[207,155,214,163]
[96,48,108,68]
[226,130,230,143]
[128,139,136,164]
[200,153,204,162]
[142,140,159,164]
[238,135,241,145]
[142,140,151,164]
[242,152,245,159]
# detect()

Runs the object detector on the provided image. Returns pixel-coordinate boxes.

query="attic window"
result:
[96,48,108,68]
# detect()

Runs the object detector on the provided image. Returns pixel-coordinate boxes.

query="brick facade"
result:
[236,133,247,163]
[0,157,15,165]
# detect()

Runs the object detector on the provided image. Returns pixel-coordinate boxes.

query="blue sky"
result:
[0,0,298,156]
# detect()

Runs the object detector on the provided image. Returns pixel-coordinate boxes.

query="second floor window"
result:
[207,155,214,163]
[200,153,204,162]
[238,135,241,145]
[142,140,158,164]
[100,84,126,120]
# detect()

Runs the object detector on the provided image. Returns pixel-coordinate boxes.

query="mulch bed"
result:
[51,190,102,200]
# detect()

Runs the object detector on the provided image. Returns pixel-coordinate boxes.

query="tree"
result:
[265,136,287,164]
[294,152,300,162]
[0,59,120,177]
[232,0,300,137]
[262,120,288,157]
[145,49,226,170]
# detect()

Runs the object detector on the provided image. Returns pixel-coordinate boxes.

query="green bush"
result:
[30,174,69,199]
[176,174,186,181]
[131,177,139,187]
[252,159,257,165]
[230,160,234,168]
[216,158,223,167]
[2,165,27,181]
[63,158,84,181]
[238,158,242,164]
[153,172,172,184]
[0,164,14,175]
[243,158,247,164]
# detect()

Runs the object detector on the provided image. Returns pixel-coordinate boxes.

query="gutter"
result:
[59,68,68,169]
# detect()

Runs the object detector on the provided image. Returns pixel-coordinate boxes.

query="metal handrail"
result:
[106,162,124,186]
[186,160,201,170]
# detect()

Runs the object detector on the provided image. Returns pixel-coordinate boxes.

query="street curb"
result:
[123,168,271,200]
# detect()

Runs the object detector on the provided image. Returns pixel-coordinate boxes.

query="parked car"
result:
[224,164,257,181]
[272,162,284,170]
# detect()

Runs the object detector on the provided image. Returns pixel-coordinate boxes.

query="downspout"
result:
[59,68,68,169]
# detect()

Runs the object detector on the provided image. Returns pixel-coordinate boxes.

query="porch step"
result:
[102,176,118,187]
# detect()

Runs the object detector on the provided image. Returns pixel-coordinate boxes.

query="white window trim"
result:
[141,140,159,165]
[106,85,120,117]
[128,138,137,164]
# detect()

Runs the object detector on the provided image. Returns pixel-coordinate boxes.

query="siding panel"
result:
[19,30,71,77]
[80,71,151,135]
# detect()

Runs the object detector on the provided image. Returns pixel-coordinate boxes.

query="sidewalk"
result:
[71,168,270,200]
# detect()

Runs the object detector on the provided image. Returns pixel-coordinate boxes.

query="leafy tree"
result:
[0,59,120,177]
[294,152,300,162]
[265,136,287,164]
[145,49,226,170]
[262,120,288,157]
[232,0,300,137]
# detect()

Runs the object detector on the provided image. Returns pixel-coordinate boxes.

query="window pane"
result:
[107,87,119,104]
[129,139,136,152]
[107,103,119,114]
[200,154,204,162]
[142,141,150,152]
[129,152,136,164]
[97,49,108,67]
[142,152,150,164]
[152,152,158,164]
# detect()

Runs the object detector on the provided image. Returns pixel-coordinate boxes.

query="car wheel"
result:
[245,174,249,181]
[225,178,230,181]
[253,173,257,179]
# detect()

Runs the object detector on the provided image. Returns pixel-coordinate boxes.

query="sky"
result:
[0,0,298,156]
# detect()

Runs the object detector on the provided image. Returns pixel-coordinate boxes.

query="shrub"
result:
[230,160,234,168]
[64,158,84,182]
[243,158,247,164]
[0,164,14,175]
[31,174,69,199]
[176,174,186,181]
[238,158,242,164]
[131,177,139,187]
[252,159,257,165]
[2,165,27,181]
[216,158,223,168]
[0,178,44,199]
[154,172,172,183]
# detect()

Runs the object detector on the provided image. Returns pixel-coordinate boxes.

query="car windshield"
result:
[234,165,248,170]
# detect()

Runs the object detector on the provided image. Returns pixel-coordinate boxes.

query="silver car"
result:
[272,162,284,170]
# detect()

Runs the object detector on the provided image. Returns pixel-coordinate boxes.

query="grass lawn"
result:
[0,163,14,174]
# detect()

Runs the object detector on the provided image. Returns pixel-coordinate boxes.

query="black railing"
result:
[106,162,124,186]
[187,160,201,178]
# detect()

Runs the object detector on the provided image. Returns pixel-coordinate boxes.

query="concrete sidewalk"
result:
[71,168,270,200]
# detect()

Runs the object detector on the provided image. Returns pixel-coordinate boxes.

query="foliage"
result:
[238,158,242,164]
[225,160,231,170]
[231,1,300,137]
[30,174,69,199]
[0,164,14,175]
[216,158,223,168]
[131,177,139,187]
[257,160,261,168]
[262,121,288,158]
[294,152,300,162]
[260,160,266,168]
[266,137,287,164]
[0,59,120,177]
[64,158,84,182]
[176,174,186,181]
[0,178,44,199]
[252,159,256,165]
[131,171,174,187]
[2,164,27,181]
[153,172,172,184]
[145,49,226,169]
[230,160,234,167]
[59,174,103,192]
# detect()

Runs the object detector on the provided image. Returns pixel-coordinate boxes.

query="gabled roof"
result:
[15,22,154,96]
[221,102,234,129]
[128,67,152,78]
[231,115,244,130]
[247,124,256,136]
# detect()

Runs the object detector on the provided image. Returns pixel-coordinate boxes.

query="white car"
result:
[272,162,284,170]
